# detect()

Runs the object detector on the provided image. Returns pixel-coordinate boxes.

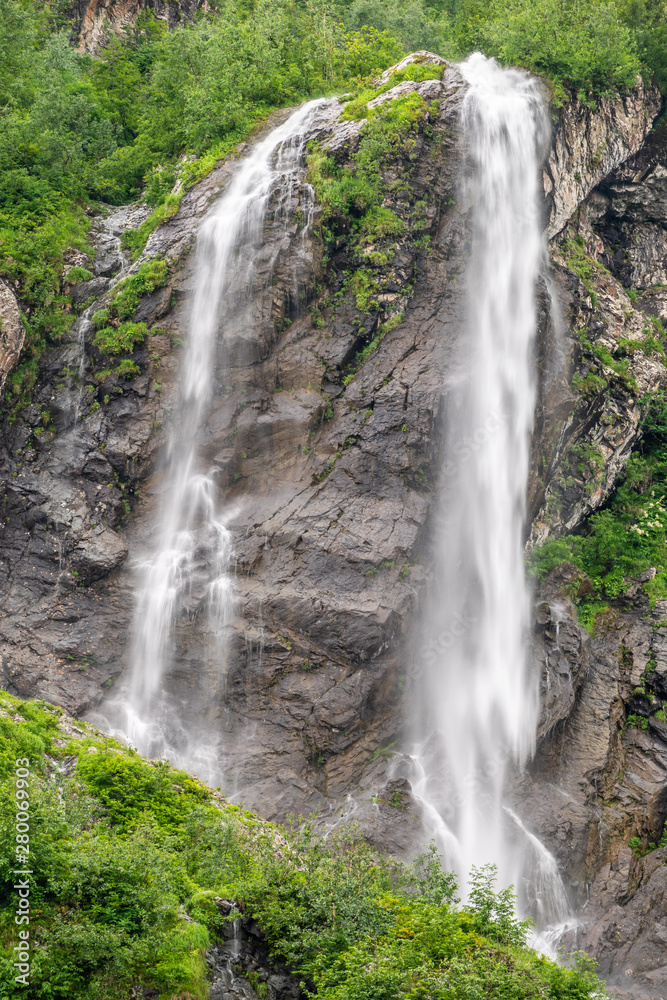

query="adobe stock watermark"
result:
[439,741,515,822]
[13,758,31,986]
[407,609,478,679]
[442,408,509,479]
[404,407,509,676]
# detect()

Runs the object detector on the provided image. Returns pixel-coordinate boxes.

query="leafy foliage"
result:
[0,691,608,1000]
[306,85,438,384]
[94,320,148,356]
[88,257,166,360]
[109,258,168,318]
[480,0,641,102]
[2,0,667,405]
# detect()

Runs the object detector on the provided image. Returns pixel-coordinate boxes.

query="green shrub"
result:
[65,266,94,284]
[528,442,667,608]
[115,359,141,379]
[75,751,210,832]
[110,258,169,319]
[360,205,405,239]
[481,0,641,101]
[0,691,608,1000]
[92,308,111,330]
[94,321,148,356]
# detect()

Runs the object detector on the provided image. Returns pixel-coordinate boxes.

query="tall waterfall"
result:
[409,54,569,932]
[96,100,325,779]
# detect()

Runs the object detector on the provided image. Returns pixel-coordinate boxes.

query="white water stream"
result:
[407,53,571,944]
[94,99,326,780]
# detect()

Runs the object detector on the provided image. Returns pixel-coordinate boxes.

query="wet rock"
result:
[583,847,667,999]
[532,582,587,743]
[510,572,667,990]
[207,914,303,1000]
[69,524,128,583]
[69,276,110,304]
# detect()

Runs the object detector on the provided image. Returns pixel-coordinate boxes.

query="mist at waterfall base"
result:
[88,99,327,786]
[399,53,574,948]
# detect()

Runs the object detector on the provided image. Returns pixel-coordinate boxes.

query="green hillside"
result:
[0,691,606,999]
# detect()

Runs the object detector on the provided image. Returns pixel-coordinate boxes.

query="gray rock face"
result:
[1,57,667,997]
[207,907,302,1000]
[0,73,465,780]
[544,79,662,238]
[514,572,667,999]
[0,280,25,396]
[530,145,667,542]
[73,0,211,53]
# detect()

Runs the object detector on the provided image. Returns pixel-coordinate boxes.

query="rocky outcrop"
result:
[72,0,210,52]
[585,846,667,997]
[529,224,667,543]
[0,151,253,715]
[520,80,664,541]
[0,280,25,396]
[0,68,466,794]
[514,570,667,999]
[530,120,667,542]
[494,85,667,995]
[208,903,302,1000]
[545,79,662,238]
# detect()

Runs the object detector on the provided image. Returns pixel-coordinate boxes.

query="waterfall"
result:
[93,99,326,780]
[408,53,570,939]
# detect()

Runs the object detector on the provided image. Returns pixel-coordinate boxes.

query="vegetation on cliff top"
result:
[0,691,608,999]
[2,0,667,407]
[305,71,440,387]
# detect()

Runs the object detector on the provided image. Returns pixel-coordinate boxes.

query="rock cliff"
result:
[71,0,210,52]
[1,54,666,996]
[0,281,25,395]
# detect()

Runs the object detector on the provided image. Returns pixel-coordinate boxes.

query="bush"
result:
[114,358,141,379]
[65,266,94,284]
[481,0,641,100]
[91,308,111,330]
[94,321,148,356]
[529,443,667,609]
[109,258,168,319]
[0,691,609,1000]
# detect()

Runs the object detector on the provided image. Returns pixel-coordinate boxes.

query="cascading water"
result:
[407,53,570,939]
[95,99,327,780]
